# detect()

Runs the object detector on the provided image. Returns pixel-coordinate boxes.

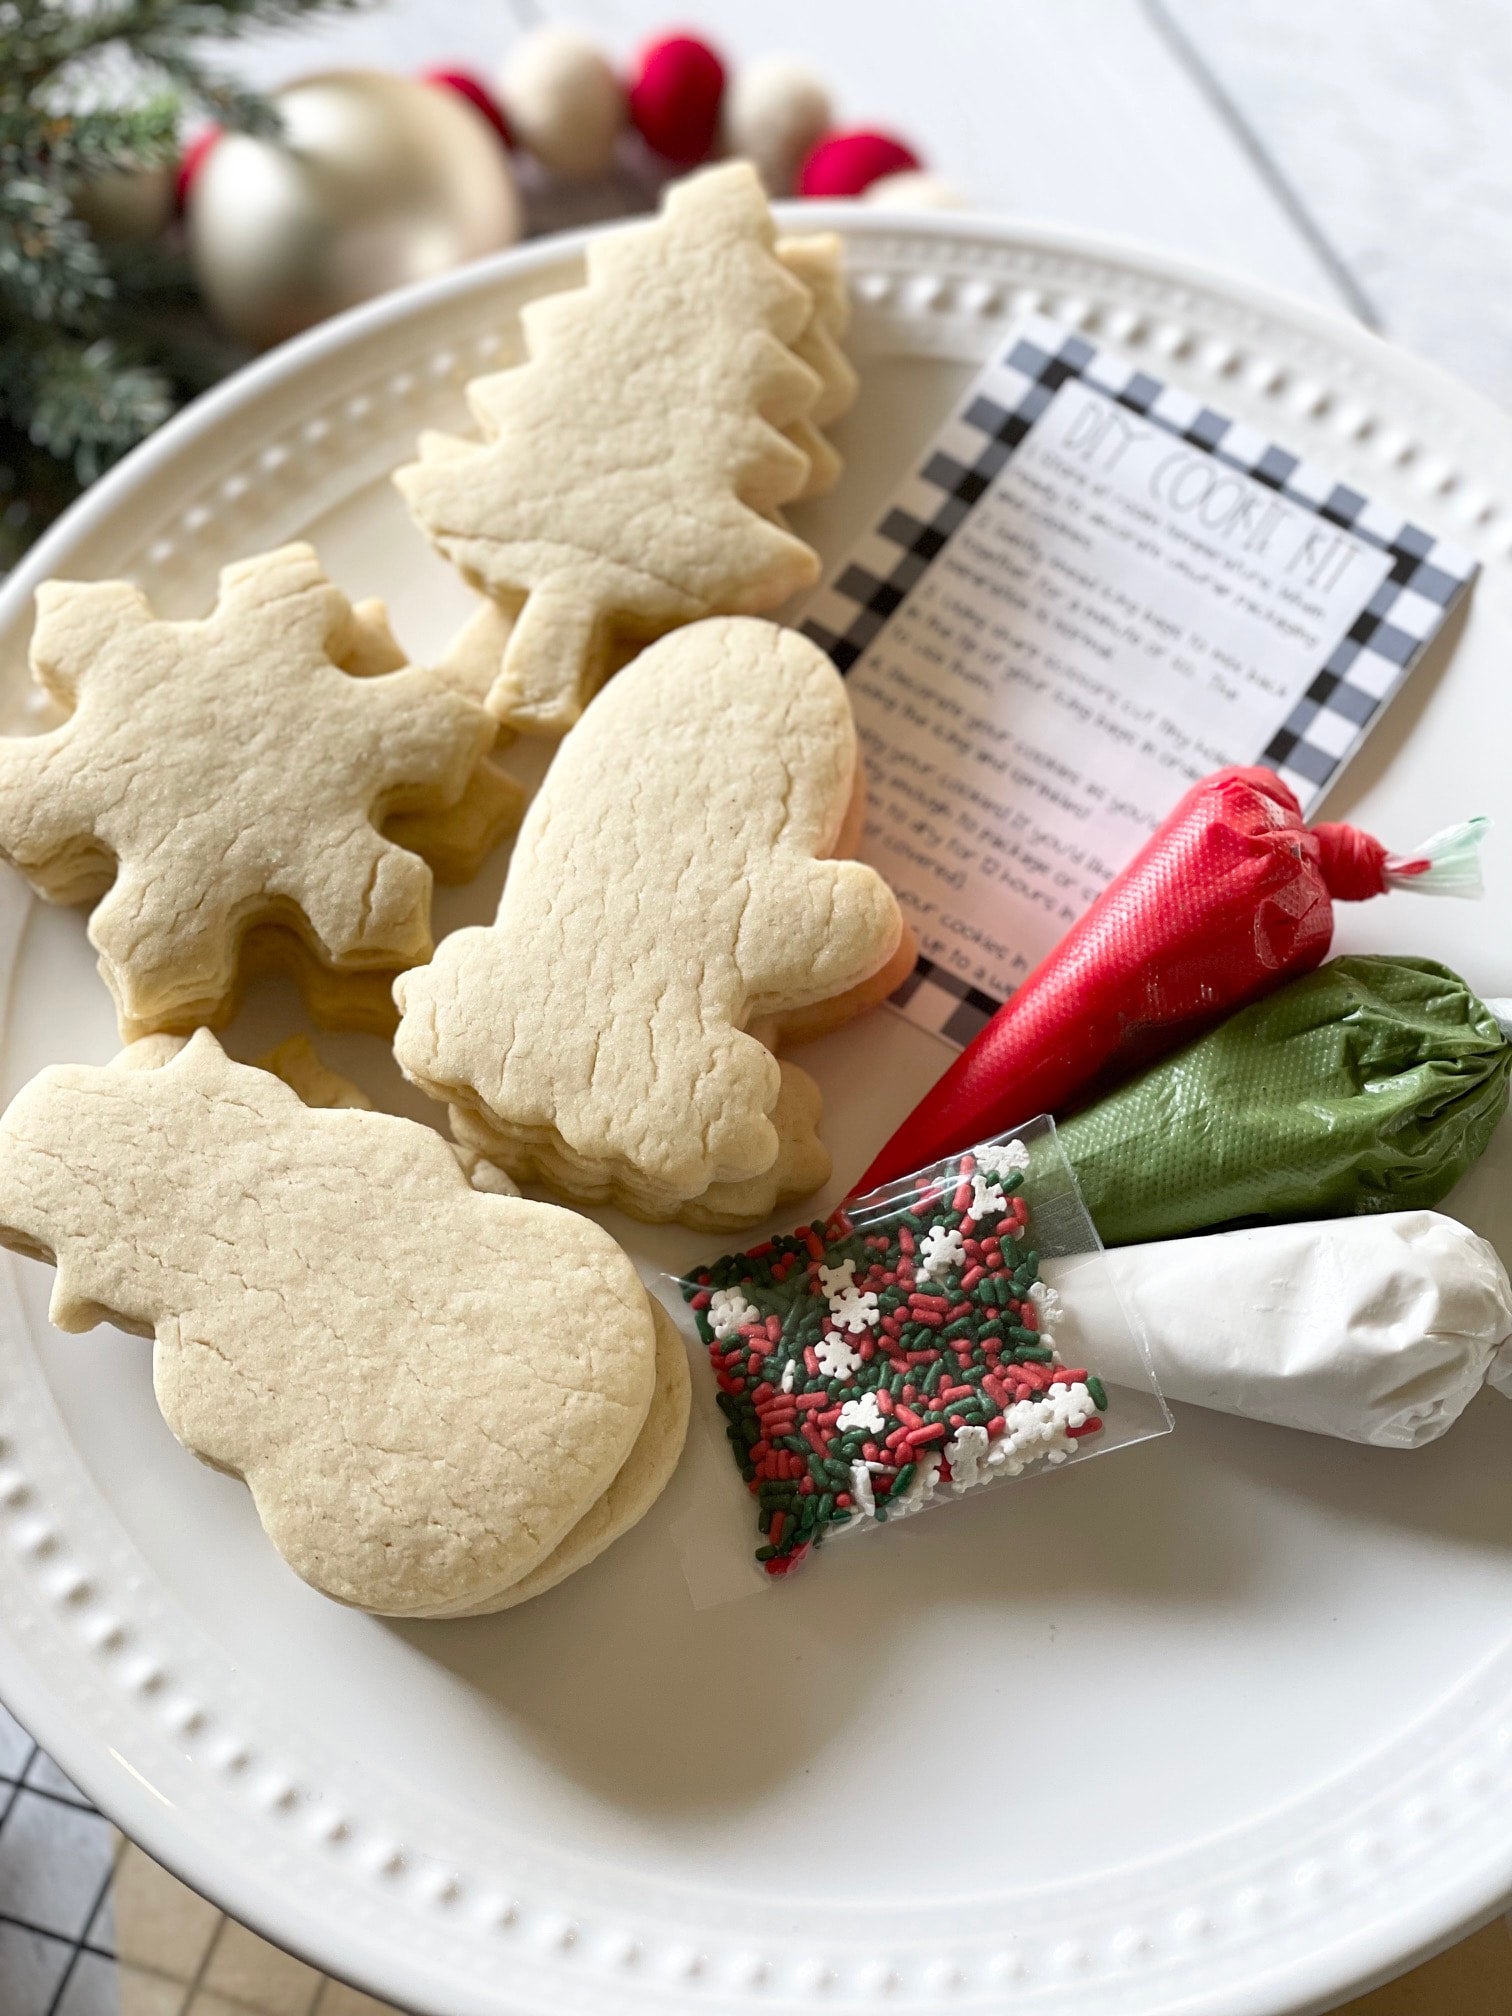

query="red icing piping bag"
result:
[857,765,1486,1193]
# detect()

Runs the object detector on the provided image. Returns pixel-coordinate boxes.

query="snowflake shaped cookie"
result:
[0,544,495,1039]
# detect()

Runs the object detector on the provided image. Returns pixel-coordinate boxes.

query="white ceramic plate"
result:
[2,209,1512,2016]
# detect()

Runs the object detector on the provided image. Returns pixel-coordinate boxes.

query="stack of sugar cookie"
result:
[0,543,514,1042]
[0,1031,689,1618]
[0,160,903,1615]
[393,616,915,1230]
[397,161,857,735]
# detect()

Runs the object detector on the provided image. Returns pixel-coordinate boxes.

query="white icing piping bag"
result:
[1043,1210,1512,1449]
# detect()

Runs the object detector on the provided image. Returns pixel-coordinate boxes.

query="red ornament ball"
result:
[798,129,921,198]
[628,32,726,165]
[174,126,222,213]
[421,68,513,148]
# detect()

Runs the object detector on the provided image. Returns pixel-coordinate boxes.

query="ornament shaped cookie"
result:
[394,617,912,1225]
[0,544,496,1040]
[0,1030,663,1617]
[395,163,840,734]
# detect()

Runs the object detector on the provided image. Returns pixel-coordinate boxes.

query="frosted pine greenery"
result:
[0,0,364,567]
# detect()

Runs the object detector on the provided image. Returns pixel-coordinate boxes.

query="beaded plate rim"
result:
[0,205,1509,2016]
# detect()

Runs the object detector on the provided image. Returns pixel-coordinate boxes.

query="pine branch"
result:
[0,419,82,568]
[0,0,375,562]
[0,330,174,485]
[3,1,368,111]
[0,176,112,322]
[0,94,182,176]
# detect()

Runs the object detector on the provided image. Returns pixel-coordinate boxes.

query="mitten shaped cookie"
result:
[394,617,913,1225]
[394,163,833,735]
[0,544,497,1040]
[0,1030,661,1617]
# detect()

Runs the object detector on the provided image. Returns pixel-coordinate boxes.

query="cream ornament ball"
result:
[864,170,966,211]
[721,56,831,195]
[497,27,625,180]
[187,71,522,350]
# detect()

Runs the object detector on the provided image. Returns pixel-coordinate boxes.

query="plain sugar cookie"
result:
[395,163,833,735]
[0,544,496,1040]
[393,616,906,1224]
[0,1030,658,1616]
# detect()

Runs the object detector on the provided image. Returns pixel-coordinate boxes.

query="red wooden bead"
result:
[798,129,921,199]
[174,126,222,213]
[421,67,513,147]
[628,32,726,165]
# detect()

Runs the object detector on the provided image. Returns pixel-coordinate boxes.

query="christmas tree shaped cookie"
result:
[0,1029,672,1617]
[779,232,858,500]
[394,617,915,1227]
[0,543,496,1040]
[395,163,835,734]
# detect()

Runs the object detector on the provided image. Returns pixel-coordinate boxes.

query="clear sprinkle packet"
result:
[672,1117,1171,1584]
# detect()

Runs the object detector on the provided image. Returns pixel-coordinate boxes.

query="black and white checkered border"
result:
[801,311,1478,1042]
[886,955,1000,1050]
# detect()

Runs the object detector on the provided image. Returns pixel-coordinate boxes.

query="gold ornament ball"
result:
[188,71,522,349]
[71,161,176,243]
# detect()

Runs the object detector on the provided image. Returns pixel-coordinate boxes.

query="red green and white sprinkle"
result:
[681,1138,1111,1574]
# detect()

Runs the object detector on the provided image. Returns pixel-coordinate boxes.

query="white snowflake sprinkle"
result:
[815,1332,862,1379]
[891,1449,942,1517]
[780,1357,797,1393]
[708,1286,757,1340]
[1027,1280,1063,1331]
[817,1259,857,1298]
[982,1381,1096,1479]
[829,1283,880,1335]
[945,1423,990,1493]
[849,1461,876,1518]
[918,1224,965,1284]
[976,1138,1030,1177]
[969,1172,1007,1218]
[836,1391,885,1436]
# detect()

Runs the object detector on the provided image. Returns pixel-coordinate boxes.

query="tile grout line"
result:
[7,1778,97,1818]
[0,1907,114,1955]
[178,1908,231,2016]
[40,1851,117,2016]
[1138,0,1385,331]
[0,1743,39,1848]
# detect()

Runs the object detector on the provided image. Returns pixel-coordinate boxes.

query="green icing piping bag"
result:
[1057,955,1512,1246]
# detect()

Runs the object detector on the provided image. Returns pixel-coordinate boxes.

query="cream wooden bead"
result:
[498,26,625,180]
[721,57,831,196]
[864,170,967,211]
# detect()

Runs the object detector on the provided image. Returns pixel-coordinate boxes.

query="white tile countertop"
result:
[5,4,1512,2013]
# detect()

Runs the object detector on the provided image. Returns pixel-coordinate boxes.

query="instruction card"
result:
[800,314,1477,1048]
